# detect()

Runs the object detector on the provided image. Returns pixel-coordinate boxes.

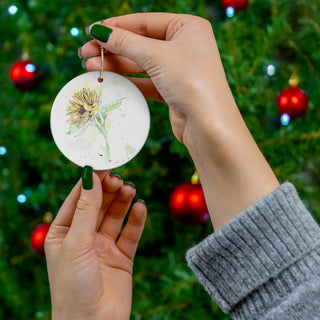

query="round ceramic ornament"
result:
[51,71,150,170]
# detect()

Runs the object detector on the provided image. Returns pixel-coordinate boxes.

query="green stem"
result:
[95,117,111,160]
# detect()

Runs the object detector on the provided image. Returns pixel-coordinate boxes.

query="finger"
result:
[79,39,101,58]
[83,53,162,101]
[88,23,163,71]
[49,170,108,229]
[80,40,130,59]
[45,179,82,247]
[95,170,110,181]
[126,77,164,102]
[49,179,82,229]
[67,172,103,240]
[85,55,145,74]
[96,174,124,229]
[101,12,179,39]
[116,201,147,260]
[98,184,136,240]
[46,171,110,245]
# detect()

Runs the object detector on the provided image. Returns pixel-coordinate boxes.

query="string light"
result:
[8,5,18,15]
[266,64,276,76]
[25,63,36,73]
[226,7,235,18]
[17,194,27,204]
[280,113,290,126]
[0,146,7,156]
[70,27,79,36]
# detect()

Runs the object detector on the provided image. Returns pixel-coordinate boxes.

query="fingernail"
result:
[137,199,145,204]
[81,59,87,69]
[85,26,90,36]
[78,46,83,58]
[124,181,136,188]
[90,24,113,43]
[82,166,93,190]
[110,172,122,179]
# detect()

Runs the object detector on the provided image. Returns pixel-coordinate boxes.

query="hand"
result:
[80,13,231,143]
[80,13,279,230]
[45,171,147,320]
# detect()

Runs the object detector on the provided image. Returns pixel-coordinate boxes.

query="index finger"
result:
[51,170,109,228]
[93,12,179,40]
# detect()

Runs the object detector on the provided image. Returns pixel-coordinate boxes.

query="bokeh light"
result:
[8,5,18,15]
[280,113,290,126]
[0,146,7,156]
[226,7,235,18]
[25,63,36,73]
[266,64,276,76]
[70,27,79,36]
[17,194,27,203]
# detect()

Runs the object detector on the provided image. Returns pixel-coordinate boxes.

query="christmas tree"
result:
[1,0,320,319]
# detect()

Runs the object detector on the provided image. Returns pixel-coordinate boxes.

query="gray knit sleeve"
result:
[186,182,320,319]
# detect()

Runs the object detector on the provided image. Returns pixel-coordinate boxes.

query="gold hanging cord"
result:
[98,20,105,83]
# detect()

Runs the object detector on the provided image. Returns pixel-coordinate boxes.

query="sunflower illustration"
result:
[65,87,125,161]
[66,88,101,127]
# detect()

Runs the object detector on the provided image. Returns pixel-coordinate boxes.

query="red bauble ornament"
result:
[221,0,249,11]
[10,60,40,91]
[277,87,309,119]
[31,223,50,256]
[169,182,209,225]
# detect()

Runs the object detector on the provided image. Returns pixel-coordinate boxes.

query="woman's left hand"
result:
[45,171,147,320]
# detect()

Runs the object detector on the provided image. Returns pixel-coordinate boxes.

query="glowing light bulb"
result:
[17,194,27,203]
[25,63,36,73]
[226,6,235,18]
[70,27,79,36]
[281,113,290,126]
[0,146,7,156]
[266,64,276,76]
[8,5,18,15]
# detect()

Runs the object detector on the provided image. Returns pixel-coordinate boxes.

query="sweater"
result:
[186,182,320,319]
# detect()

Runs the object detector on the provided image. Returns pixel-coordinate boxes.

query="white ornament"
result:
[51,71,150,170]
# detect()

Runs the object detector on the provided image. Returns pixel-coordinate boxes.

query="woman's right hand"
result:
[80,13,279,230]
[80,13,234,144]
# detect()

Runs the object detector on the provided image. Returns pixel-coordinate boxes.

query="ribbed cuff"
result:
[186,182,320,318]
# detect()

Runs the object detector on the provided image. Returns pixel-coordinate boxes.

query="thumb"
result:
[67,166,102,240]
[89,24,160,72]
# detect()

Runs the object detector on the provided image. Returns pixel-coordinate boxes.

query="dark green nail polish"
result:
[124,181,136,188]
[110,172,122,179]
[137,199,145,204]
[82,166,93,190]
[90,24,113,43]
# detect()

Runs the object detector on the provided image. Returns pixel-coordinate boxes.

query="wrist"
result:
[52,312,90,320]
[182,92,279,229]
[51,305,86,320]
[182,89,239,151]
[181,76,238,145]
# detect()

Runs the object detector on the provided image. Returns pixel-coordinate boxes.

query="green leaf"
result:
[67,121,90,137]
[66,124,80,135]
[100,98,125,119]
